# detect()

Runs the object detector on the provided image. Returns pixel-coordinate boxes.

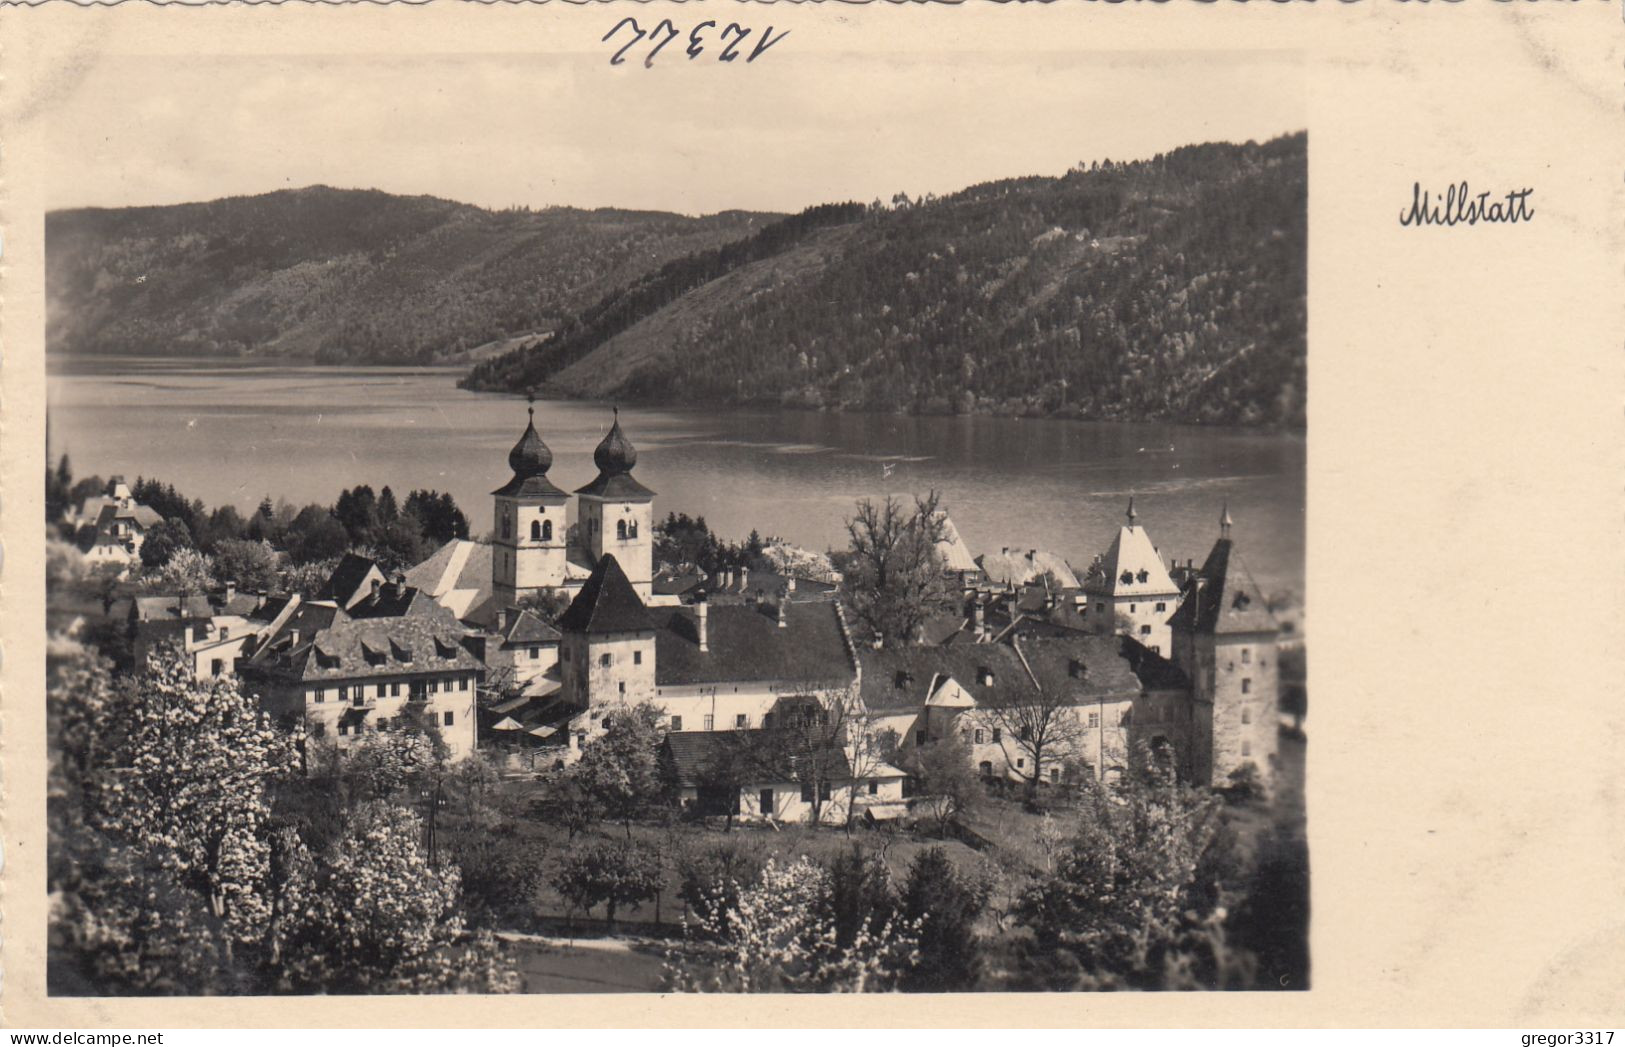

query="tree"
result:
[333,484,380,545]
[974,684,1085,806]
[517,587,573,626]
[530,765,601,842]
[404,489,469,545]
[665,857,918,992]
[826,844,898,951]
[553,838,664,932]
[212,538,279,592]
[675,837,767,929]
[574,701,665,836]
[139,518,193,570]
[1009,756,1249,990]
[84,643,298,953]
[286,505,349,564]
[840,491,953,648]
[901,846,988,991]
[152,547,218,597]
[901,734,982,835]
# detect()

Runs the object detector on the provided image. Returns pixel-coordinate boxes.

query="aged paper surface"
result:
[2,0,1622,1028]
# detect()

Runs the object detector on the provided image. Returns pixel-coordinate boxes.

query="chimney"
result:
[972,599,986,639]
[224,581,236,603]
[290,628,301,647]
[696,598,710,652]
[739,567,750,591]
[777,590,789,629]
[371,578,382,599]
[786,576,796,593]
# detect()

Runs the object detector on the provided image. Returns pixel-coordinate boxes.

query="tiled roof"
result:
[317,553,383,605]
[703,569,838,604]
[934,513,980,573]
[1114,636,1192,691]
[661,728,855,787]
[1010,634,1146,700]
[653,567,706,597]
[1167,538,1278,636]
[858,644,1036,714]
[976,548,1081,590]
[652,601,855,688]
[575,472,656,501]
[345,583,451,621]
[129,591,266,622]
[499,607,561,645]
[492,474,570,500]
[1085,523,1180,597]
[557,554,655,634]
[243,613,483,684]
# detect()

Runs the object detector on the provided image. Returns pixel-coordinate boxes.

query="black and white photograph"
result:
[41,44,1308,997]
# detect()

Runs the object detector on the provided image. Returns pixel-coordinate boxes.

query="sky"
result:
[48,49,1304,216]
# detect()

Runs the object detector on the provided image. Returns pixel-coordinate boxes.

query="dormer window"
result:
[1068,659,1086,680]
[1233,592,1251,610]
[894,670,912,689]
[977,667,994,686]
[1136,569,1149,583]
[1120,570,1134,585]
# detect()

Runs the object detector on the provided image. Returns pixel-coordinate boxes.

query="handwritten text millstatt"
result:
[602,19,789,68]
[1399,181,1535,228]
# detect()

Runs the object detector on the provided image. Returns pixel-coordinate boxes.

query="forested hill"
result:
[464,133,1307,428]
[46,188,775,364]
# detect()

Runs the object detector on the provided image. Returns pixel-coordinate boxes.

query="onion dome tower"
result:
[491,398,570,607]
[576,408,656,599]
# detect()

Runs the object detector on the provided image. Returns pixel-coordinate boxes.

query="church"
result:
[478,403,1285,797]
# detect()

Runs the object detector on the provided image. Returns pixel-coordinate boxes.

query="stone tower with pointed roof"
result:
[1081,498,1183,655]
[557,553,657,752]
[1169,502,1281,789]
[576,409,656,600]
[492,401,571,608]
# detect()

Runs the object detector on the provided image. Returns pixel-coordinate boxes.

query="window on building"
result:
[1152,645,1161,654]
[541,520,553,542]
[1140,624,1152,636]
[671,715,683,732]
[1241,678,1252,694]
[1241,648,1252,664]
[801,782,813,802]
[704,714,714,731]
[339,685,349,702]
[868,780,879,796]
[443,711,454,727]
[629,521,639,538]
[311,721,326,738]
[618,681,626,695]
[1016,758,1025,769]
[312,689,324,704]
[1129,603,1136,613]
[602,717,612,731]
[391,682,401,697]
[1050,768,1060,783]
[338,723,348,737]
[820,782,831,801]
[211,658,225,676]
[973,729,985,744]
[617,520,628,540]
[429,680,439,694]
[600,653,612,668]
[1155,602,1167,612]
[530,520,542,542]
[459,677,469,692]
[529,646,540,659]
[916,730,927,746]
[1087,712,1100,728]
[735,714,748,729]
[992,727,1002,743]
[1242,708,1252,724]
[979,761,993,777]
[633,650,643,665]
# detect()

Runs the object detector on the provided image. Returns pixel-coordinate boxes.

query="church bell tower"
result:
[492,399,570,607]
[575,409,656,599]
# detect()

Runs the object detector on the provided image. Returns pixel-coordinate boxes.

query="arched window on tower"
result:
[617,520,628,540]
[541,520,552,542]
[628,520,638,539]
[502,514,511,540]
[530,520,542,542]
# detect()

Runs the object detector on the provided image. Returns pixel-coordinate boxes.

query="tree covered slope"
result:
[465,133,1306,427]
[46,187,775,364]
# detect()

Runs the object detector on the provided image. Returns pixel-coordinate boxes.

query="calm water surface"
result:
[48,358,1306,596]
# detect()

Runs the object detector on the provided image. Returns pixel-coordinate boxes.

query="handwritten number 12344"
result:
[602,19,788,67]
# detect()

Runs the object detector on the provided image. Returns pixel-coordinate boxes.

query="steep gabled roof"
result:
[242,613,482,684]
[653,601,855,688]
[934,513,980,573]
[1085,523,1179,597]
[317,553,383,606]
[976,547,1081,590]
[499,607,561,646]
[1168,538,1278,636]
[557,554,654,634]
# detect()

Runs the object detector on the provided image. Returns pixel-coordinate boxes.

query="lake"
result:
[47,357,1306,597]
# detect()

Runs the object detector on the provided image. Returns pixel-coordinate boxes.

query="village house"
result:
[238,611,483,762]
[70,477,164,568]
[125,583,295,679]
[1078,498,1183,655]
[660,728,908,826]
